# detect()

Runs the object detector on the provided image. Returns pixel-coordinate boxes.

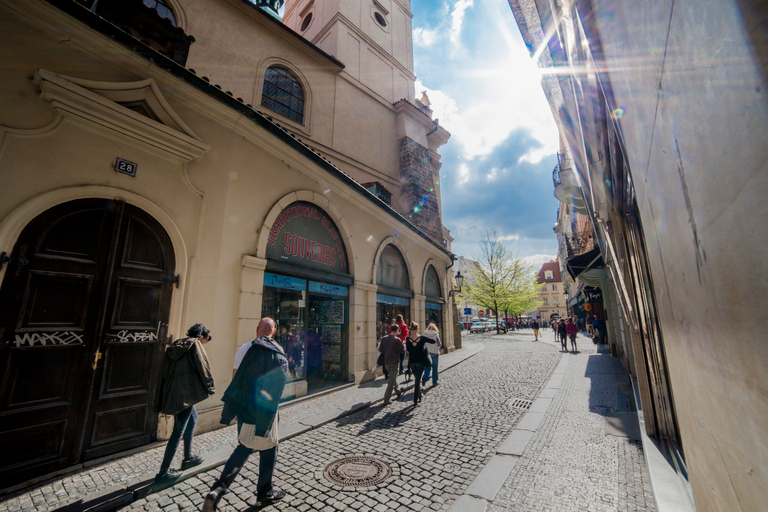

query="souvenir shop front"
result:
[424,265,444,335]
[260,201,352,395]
[375,244,412,340]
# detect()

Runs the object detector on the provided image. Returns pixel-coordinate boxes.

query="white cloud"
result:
[413,27,439,47]
[450,0,474,44]
[457,163,470,185]
[522,254,557,271]
[414,0,559,167]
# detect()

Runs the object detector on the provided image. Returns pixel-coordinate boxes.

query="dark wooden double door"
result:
[0,199,175,487]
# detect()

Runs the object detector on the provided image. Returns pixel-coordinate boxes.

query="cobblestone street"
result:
[1,331,657,512]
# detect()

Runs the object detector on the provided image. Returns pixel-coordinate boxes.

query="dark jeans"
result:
[212,422,277,497]
[411,365,425,404]
[159,406,197,474]
[398,352,405,374]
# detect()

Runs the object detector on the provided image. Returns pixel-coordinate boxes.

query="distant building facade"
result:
[535,260,566,321]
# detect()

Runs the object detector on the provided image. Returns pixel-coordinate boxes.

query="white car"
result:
[470,322,485,333]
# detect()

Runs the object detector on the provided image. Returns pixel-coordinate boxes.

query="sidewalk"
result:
[449,332,656,512]
[0,340,485,512]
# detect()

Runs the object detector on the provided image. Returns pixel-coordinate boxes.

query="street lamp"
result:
[449,271,463,297]
[563,289,570,317]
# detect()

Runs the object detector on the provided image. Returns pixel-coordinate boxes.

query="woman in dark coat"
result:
[155,323,215,483]
[405,322,435,406]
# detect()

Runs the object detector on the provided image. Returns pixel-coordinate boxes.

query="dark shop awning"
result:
[566,248,604,280]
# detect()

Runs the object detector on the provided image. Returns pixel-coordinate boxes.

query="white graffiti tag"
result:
[14,331,84,348]
[115,330,158,343]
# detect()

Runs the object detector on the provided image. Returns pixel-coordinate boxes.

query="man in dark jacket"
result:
[379,324,405,404]
[155,323,215,483]
[203,318,289,511]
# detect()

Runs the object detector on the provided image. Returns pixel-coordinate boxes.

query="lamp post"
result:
[449,271,463,297]
[563,289,570,318]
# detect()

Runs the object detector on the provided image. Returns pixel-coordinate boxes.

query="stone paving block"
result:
[516,412,545,431]
[496,429,534,456]
[446,495,487,512]
[464,455,518,501]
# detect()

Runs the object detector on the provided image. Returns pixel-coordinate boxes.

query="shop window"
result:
[261,67,305,124]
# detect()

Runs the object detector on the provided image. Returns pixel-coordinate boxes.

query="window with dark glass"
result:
[362,182,392,206]
[300,12,313,31]
[142,0,176,25]
[261,67,305,124]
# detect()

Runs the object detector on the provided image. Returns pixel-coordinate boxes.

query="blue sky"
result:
[411,0,560,270]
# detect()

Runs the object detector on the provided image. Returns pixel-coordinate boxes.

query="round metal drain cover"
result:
[323,456,393,488]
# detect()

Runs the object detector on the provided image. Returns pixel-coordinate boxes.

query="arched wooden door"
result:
[0,199,176,486]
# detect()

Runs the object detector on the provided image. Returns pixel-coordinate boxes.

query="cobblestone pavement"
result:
[487,340,655,511]
[0,340,484,512]
[121,333,561,512]
[1,331,657,512]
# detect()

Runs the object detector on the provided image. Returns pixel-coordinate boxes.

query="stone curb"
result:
[50,339,487,512]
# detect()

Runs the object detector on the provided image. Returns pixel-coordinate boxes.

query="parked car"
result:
[470,322,486,333]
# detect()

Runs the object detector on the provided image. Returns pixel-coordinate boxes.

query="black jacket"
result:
[220,336,289,436]
[157,337,215,415]
[406,335,434,369]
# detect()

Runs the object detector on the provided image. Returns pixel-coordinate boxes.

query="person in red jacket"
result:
[566,317,578,352]
[395,314,408,375]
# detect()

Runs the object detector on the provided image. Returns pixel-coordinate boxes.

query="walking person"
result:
[558,319,568,350]
[202,318,290,511]
[567,317,578,352]
[405,322,435,406]
[421,323,442,387]
[379,324,404,405]
[395,314,408,375]
[531,318,540,341]
[155,323,215,484]
[586,312,595,338]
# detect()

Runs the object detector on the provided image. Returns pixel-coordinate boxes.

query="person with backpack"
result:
[155,323,215,484]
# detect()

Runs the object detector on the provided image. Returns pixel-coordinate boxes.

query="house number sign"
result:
[115,157,137,177]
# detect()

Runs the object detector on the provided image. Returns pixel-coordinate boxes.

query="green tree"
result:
[460,230,540,333]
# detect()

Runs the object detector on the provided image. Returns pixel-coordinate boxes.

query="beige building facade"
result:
[535,260,567,321]
[0,0,455,488]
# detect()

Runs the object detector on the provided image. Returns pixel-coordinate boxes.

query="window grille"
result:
[261,67,305,124]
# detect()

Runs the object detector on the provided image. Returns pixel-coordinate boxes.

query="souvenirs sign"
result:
[266,201,349,273]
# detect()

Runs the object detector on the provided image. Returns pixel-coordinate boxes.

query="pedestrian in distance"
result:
[567,317,578,352]
[405,322,434,406]
[586,312,595,338]
[202,318,290,511]
[558,319,568,351]
[395,314,408,375]
[531,319,540,341]
[421,322,442,387]
[154,323,215,484]
[380,324,405,405]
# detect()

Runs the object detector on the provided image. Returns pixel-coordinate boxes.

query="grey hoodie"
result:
[422,329,442,355]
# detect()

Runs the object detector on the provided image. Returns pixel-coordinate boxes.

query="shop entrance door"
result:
[307,294,347,392]
[0,199,175,487]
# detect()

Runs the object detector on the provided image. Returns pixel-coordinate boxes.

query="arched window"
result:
[261,67,305,124]
[142,0,176,25]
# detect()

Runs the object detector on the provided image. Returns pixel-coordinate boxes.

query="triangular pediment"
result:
[34,69,209,162]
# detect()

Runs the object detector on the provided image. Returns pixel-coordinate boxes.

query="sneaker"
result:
[154,469,182,484]
[395,387,402,397]
[257,489,287,505]
[202,486,226,512]
[181,455,204,470]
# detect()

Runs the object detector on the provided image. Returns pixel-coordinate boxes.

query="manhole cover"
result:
[323,456,392,488]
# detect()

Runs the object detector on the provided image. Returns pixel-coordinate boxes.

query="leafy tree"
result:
[460,230,541,332]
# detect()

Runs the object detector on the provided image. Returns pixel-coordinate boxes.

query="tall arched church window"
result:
[261,67,305,124]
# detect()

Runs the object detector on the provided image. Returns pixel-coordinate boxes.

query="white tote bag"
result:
[238,413,278,450]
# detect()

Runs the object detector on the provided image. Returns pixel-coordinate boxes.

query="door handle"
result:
[92,348,103,369]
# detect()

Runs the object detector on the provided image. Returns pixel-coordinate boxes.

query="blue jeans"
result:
[159,406,197,474]
[212,421,278,497]
[422,354,439,384]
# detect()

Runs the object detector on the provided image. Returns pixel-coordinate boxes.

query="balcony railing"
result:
[565,229,595,258]
[552,163,562,188]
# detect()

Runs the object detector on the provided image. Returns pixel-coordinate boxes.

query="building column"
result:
[351,281,378,384]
